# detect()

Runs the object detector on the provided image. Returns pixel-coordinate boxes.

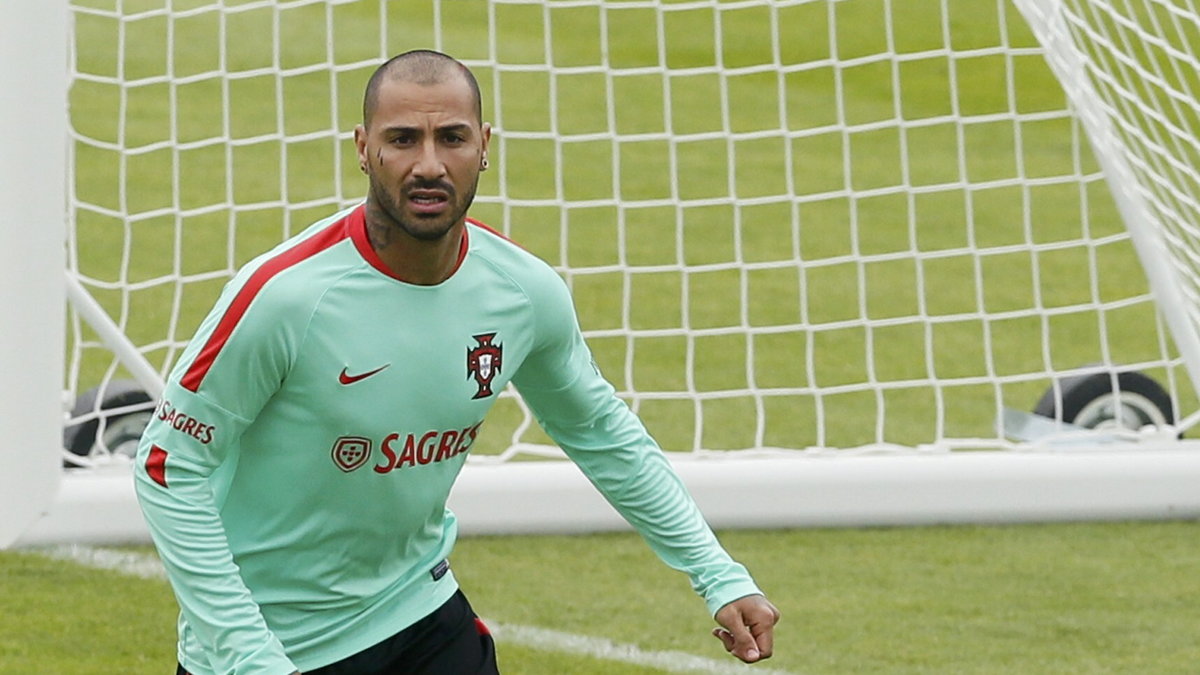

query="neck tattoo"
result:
[365,203,395,252]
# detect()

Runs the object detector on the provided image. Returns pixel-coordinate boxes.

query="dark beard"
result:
[365,174,479,248]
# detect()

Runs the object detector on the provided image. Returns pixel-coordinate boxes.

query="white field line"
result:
[485,622,793,674]
[39,545,795,675]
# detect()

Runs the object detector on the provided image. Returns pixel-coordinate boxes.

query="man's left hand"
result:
[712,594,780,663]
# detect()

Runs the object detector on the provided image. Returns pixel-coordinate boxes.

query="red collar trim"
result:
[348,204,470,283]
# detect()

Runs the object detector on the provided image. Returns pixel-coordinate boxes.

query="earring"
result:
[481,156,489,171]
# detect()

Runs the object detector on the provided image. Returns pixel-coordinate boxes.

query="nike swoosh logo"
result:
[339,364,390,385]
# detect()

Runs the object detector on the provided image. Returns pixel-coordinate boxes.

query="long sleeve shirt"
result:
[134,204,762,674]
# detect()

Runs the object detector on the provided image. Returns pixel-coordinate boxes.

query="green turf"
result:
[7,522,1200,673]
[457,523,1200,673]
[0,550,178,673]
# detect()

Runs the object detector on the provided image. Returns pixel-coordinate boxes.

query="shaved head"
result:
[362,50,483,128]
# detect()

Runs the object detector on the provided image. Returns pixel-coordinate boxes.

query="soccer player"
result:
[134,49,779,675]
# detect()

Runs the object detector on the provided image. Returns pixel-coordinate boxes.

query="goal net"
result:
[27,0,1200,542]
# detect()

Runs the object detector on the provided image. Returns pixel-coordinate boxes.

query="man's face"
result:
[355,74,491,242]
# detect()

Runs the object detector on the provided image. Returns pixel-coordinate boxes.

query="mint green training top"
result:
[134,204,762,675]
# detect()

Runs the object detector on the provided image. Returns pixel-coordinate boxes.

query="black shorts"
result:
[176,589,499,675]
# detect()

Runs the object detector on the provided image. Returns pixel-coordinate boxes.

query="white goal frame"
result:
[1,2,68,549]
[13,0,1200,547]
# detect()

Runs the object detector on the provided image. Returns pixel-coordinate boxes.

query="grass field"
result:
[6,522,1200,673]
[25,0,1200,673]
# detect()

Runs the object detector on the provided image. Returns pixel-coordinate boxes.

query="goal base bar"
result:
[15,447,1200,546]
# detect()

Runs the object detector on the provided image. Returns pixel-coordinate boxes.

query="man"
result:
[135,49,779,675]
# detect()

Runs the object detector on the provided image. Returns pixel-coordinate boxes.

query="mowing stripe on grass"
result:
[39,545,794,675]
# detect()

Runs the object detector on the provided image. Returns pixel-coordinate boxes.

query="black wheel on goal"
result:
[63,379,154,465]
[1032,369,1176,433]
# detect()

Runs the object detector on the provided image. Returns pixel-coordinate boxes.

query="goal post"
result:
[0,0,68,548]
[1012,0,1200,406]
[18,0,1200,545]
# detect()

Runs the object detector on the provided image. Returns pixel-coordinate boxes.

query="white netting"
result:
[64,0,1197,467]
[1014,0,1200,393]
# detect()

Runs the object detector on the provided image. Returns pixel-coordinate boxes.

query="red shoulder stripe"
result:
[467,217,513,243]
[179,207,360,392]
[467,217,531,254]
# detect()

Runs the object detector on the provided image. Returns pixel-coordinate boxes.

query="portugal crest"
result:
[331,436,372,472]
[466,332,503,399]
